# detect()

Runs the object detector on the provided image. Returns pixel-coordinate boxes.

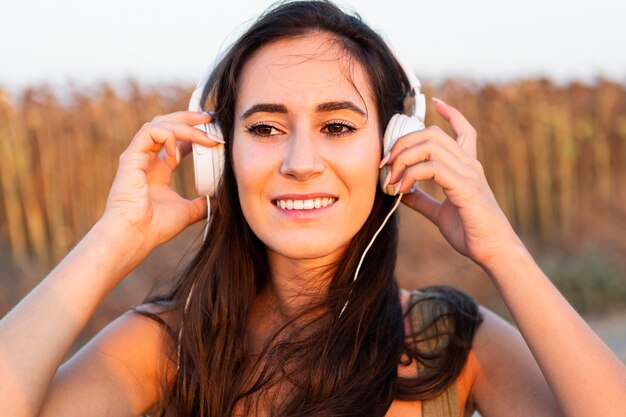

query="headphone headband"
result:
[392,51,426,121]
[188,42,425,123]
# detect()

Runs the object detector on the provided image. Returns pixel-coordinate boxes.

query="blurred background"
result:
[1,0,625,367]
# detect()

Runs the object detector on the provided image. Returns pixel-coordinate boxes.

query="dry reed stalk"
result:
[550,102,577,238]
[506,93,533,235]
[617,114,626,186]
[0,90,29,264]
[478,85,511,222]
[529,82,557,235]
[508,82,539,234]
[19,91,53,266]
[594,81,622,206]
[38,90,73,261]
[2,80,626,269]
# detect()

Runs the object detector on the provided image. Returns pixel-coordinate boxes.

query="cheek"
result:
[331,139,381,220]
[231,138,274,222]
[340,140,381,193]
[233,147,255,198]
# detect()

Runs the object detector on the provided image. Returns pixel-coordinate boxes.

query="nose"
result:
[279,127,325,181]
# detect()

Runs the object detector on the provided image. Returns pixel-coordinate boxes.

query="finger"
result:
[127,121,220,157]
[382,125,473,168]
[401,188,441,225]
[431,98,478,158]
[152,110,213,126]
[385,138,475,187]
[158,143,181,171]
[187,195,208,223]
[163,134,214,173]
[159,121,223,148]
[134,123,178,158]
[162,140,192,171]
[177,140,193,158]
[392,159,467,196]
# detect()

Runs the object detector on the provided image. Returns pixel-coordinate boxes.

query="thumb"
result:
[401,188,441,225]
[188,195,209,224]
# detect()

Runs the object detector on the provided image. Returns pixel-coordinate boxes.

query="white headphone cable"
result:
[202,194,211,243]
[338,193,403,318]
[178,193,403,368]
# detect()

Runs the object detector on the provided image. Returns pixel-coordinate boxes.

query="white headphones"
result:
[176,47,428,354]
[187,50,426,199]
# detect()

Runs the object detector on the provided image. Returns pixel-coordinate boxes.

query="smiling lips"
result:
[273,197,337,210]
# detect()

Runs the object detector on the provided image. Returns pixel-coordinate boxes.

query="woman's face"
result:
[232,33,381,265]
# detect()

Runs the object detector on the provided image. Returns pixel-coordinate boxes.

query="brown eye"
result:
[326,124,346,134]
[256,125,273,135]
[247,123,282,138]
[322,121,356,137]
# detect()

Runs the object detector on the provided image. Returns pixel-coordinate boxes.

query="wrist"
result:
[89,216,150,273]
[479,238,534,285]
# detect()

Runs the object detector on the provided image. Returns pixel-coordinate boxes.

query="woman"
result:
[1,1,625,416]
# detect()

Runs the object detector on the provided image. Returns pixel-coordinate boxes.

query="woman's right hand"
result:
[100,111,223,254]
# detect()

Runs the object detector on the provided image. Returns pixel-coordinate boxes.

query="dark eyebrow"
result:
[241,103,288,119]
[241,100,367,120]
[316,101,366,117]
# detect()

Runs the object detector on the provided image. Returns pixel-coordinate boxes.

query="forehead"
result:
[237,33,374,111]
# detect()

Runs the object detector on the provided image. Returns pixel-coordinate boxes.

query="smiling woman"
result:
[233,34,380,264]
[1,1,626,417]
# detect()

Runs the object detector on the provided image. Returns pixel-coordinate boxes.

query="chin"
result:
[265,237,350,265]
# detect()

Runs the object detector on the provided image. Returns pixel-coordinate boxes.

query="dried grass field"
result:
[1,78,626,355]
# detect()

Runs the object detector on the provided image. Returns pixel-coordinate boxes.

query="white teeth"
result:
[275,197,336,210]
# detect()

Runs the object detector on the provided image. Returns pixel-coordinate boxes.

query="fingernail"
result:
[206,132,225,144]
[382,171,391,189]
[379,153,391,169]
[432,97,447,106]
[393,180,402,196]
[175,147,181,164]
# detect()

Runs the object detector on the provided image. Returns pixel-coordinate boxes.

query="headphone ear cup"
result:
[380,114,425,195]
[192,122,225,196]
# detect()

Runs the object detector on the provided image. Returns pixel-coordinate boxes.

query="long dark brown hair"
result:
[135,1,482,416]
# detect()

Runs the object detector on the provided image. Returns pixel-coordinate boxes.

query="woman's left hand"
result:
[381,98,521,268]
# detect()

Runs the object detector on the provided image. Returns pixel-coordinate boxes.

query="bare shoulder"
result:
[470,306,562,416]
[40,301,178,417]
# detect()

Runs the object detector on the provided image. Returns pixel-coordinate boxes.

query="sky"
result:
[1,0,625,91]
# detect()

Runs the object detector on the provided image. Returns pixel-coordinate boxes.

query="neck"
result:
[259,248,343,319]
